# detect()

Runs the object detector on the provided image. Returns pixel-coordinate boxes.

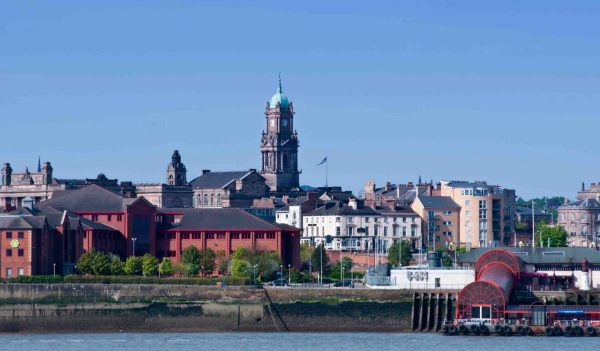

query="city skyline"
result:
[3,1,600,199]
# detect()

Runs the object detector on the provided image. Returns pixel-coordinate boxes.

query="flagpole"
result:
[326,159,328,188]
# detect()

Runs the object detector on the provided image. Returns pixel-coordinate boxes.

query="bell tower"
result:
[260,77,300,193]
[166,150,187,186]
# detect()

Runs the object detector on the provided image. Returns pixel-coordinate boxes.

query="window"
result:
[18,249,23,257]
[365,227,370,236]
[336,227,341,236]
[206,233,215,239]
[91,214,98,221]
[18,268,24,276]
[479,209,487,219]
[465,200,471,206]
[217,233,226,239]
[231,233,240,239]
[383,227,388,236]
[181,233,190,239]
[479,200,487,209]
[347,227,354,236]
[348,217,353,223]
[168,233,176,239]
[18,232,24,239]
[210,194,214,207]
[5,268,12,278]
[217,194,222,207]
[402,227,407,237]
[204,194,208,207]
[465,210,471,217]
[393,226,398,236]
[365,217,370,223]
[6,249,12,257]
[443,221,452,226]
[242,233,251,239]
[443,210,452,215]
[266,232,276,239]
[428,211,435,220]
[6,232,12,239]
[465,221,471,228]
[117,215,122,222]
[581,213,587,220]
[256,232,265,239]
[192,233,201,239]
[107,215,112,221]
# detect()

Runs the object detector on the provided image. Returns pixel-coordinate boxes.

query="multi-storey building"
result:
[557,198,600,248]
[438,181,516,248]
[411,196,461,250]
[189,169,269,209]
[362,180,432,208]
[302,198,422,253]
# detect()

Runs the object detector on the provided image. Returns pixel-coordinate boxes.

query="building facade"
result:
[260,80,300,193]
[1,162,66,210]
[557,198,600,248]
[411,196,461,250]
[189,169,269,209]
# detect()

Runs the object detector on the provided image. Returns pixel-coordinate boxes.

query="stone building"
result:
[557,198,600,248]
[189,169,269,208]
[135,150,193,208]
[260,79,300,193]
[1,161,66,210]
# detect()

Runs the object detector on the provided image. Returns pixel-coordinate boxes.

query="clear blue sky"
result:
[2,1,600,199]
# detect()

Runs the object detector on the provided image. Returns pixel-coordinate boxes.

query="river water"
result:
[1,333,599,351]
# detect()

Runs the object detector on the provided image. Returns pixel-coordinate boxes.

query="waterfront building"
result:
[275,192,320,229]
[557,197,600,247]
[411,195,461,250]
[362,180,432,208]
[302,198,422,253]
[189,169,269,209]
[438,181,516,248]
[577,182,600,200]
[1,161,66,210]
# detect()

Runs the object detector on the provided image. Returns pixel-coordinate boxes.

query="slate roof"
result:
[458,247,600,265]
[159,208,298,231]
[0,215,46,229]
[39,184,125,212]
[417,196,460,209]
[559,198,600,210]
[189,171,254,189]
[376,206,418,216]
[305,201,379,216]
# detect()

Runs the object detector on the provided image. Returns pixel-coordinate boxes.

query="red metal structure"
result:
[457,249,525,320]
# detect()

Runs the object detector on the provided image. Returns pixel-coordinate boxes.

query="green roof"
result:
[269,78,290,108]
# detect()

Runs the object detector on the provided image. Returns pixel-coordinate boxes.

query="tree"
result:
[109,254,124,275]
[159,258,175,276]
[231,259,250,277]
[218,257,231,275]
[90,251,111,275]
[124,256,143,275]
[537,223,568,247]
[387,241,412,266]
[330,257,353,280]
[173,261,188,277]
[199,248,217,276]
[142,253,158,276]
[231,247,251,261]
[187,263,200,277]
[77,249,97,275]
[181,246,202,265]
[310,244,330,276]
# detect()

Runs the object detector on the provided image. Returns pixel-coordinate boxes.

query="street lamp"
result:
[280,264,283,282]
[252,264,258,285]
[53,263,56,277]
[131,237,137,256]
[288,264,291,285]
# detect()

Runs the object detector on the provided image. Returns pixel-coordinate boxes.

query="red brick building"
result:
[1,184,300,277]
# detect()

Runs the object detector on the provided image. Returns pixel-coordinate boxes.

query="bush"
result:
[142,254,158,276]
[231,259,250,277]
[5,275,64,284]
[109,254,124,275]
[159,258,175,276]
[199,248,217,276]
[124,256,143,275]
[62,275,249,286]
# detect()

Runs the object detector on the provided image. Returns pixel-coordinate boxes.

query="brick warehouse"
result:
[0,184,300,278]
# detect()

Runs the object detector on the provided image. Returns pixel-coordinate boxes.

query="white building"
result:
[301,198,422,253]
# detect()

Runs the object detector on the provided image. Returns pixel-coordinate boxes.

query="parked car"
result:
[334,279,353,287]
[269,278,289,286]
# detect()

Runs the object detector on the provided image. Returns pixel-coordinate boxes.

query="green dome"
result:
[269,78,290,108]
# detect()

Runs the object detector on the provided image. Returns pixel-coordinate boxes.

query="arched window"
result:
[196,195,201,207]
[217,194,222,207]
[204,194,208,207]
[210,194,214,207]
[168,174,174,185]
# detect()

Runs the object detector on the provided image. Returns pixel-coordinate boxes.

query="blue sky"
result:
[1,1,599,199]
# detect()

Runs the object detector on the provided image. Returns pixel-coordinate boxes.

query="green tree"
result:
[187,263,200,277]
[537,223,568,247]
[77,249,97,275]
[90,251,111,275]
[387,241,412,266]
[142,253,158,276]
[109,254,124,275]
[173,262,188,277]
[199,248,217,276]
[231,247,251,261]
[182,246,201,265]
[231,259,251,277]
[300,243,314,270]
[124,256,143,275]
[218,257,231,275]
[159,258,175,276]
[330,257,353,280]
[310,244,330,276]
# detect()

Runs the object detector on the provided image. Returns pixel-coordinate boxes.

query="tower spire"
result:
[278,73,282,93]
[37,156,41,172]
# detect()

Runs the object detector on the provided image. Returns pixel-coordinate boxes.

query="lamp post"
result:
[280,264,283,282]
[131,237,137,256]
[288,264,291,285]
[252,264,258,285]
[53,263,56,277]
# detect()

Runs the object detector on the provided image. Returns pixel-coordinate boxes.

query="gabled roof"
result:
[80,217,118,231]
[417,196,460,209]
[158,208,297,231]
[305,201,379,216]
[39,184,125,212]
[0,215,46,230]
[189,171,256,189]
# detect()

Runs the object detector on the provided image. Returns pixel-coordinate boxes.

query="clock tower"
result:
[260,78,300,192]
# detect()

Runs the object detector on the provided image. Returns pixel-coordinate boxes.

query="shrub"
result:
[6,275,64,284]
[159,258,175,276]
[109,254,124,275]
[231,259,250,277]
[124,256,143,275]
[142,254,158,276]
[199,248,217,276]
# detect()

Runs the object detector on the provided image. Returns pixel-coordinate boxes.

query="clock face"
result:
[282,119,288,127]
[11,239,19,248]
[269,119,275,127]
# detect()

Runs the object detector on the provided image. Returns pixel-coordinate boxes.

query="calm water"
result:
[1,333,599,351]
